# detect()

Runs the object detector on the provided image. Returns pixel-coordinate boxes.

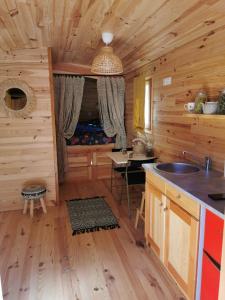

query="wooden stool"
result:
[135,192,145,229]
[21,185,47,218]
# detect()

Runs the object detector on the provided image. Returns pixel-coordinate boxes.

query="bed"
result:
[66,120,115,146]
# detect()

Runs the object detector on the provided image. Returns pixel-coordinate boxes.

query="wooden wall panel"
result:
[125,26,225,171]
[0,48,58,211]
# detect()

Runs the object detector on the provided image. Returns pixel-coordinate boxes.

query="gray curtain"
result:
[54,75,85,183]
[97,76,127,149]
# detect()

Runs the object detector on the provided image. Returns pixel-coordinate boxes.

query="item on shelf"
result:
[217,89,225,114]
[194,91,208,113]
[184,102,195,112]
[201,101,218,115]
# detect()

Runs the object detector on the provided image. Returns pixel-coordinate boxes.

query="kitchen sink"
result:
[154,162,200,174]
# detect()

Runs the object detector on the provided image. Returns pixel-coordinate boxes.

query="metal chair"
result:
[110,147,133,191]
[120,158,155,217]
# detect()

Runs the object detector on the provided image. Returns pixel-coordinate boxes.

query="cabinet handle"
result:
[159,202,163,207]
[163,207,168,211]
[176,194,181,199]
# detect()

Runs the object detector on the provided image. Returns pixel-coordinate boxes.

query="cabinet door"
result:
[165,200,199,299]
[201,252,220,300]
[204,210,224,265]
[146,184,165,261]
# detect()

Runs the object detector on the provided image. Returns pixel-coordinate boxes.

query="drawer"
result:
[204,209,224,265]
[146,171,165,194]
[67,153,91,167]
[166,183,200,220]
[92,152,112,166]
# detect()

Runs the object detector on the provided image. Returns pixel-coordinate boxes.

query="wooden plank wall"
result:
[125,26,225,171]
[0,48,58,211]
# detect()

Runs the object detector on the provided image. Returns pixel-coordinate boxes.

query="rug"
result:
[67,196,120,235]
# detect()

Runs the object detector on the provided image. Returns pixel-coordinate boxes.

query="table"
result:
[107,151,156,217]
[106,151,155,165]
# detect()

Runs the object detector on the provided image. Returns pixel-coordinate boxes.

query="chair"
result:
[135,192,145,229]
[110,147,133,191]
[120,158,155,217]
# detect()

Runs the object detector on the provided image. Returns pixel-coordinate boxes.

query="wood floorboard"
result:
[0,179,185,300]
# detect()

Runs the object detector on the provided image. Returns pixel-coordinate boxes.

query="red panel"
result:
[201,253,220,300]
[204,210,224,264]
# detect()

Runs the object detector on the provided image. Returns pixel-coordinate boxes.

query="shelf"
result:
[183,113,225,119]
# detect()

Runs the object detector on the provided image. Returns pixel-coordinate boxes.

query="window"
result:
[66,77,115,146]
[144,78,151,131]
[133,75,152,132]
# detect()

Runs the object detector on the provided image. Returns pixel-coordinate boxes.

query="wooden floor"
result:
[0,179,185,300]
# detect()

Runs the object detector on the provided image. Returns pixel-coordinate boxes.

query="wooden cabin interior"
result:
[0,0,225,299]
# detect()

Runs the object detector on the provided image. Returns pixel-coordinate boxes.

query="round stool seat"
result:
[21,185,46,200]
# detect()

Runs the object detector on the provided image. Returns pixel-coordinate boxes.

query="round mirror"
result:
[0,79,35,117]
[4,88,27,111]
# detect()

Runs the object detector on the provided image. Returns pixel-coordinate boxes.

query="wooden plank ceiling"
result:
[0,0,225,73]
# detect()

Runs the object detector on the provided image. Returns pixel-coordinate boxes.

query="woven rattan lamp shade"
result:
[91,46,123,75]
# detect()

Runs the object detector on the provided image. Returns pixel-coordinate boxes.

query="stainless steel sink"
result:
[154,162,200,174]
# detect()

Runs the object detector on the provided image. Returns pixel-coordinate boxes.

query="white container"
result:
[184,102,195,112]
[201,102,218,114]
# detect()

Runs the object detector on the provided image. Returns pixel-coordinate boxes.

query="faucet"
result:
[183,150,212,171]
[204,156,212,171]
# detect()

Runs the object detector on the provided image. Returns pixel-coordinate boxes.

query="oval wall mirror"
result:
[0,79,35,117]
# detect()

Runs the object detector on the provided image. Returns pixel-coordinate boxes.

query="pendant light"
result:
[91,32,123,75]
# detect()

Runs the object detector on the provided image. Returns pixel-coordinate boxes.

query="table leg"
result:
[23,199,28,214]
[40,197,47,214]
[30,200,34,218]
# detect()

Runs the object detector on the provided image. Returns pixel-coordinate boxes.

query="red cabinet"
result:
[201,252,220,300]
[200,210,224,300]
[204,210,224,264]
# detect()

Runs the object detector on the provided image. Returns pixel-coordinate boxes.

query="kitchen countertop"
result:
[143,163,225,219]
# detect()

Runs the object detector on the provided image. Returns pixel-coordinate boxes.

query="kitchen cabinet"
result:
[219,223,225,300]
[204,210,224,265]
[145,182,166,261]
[165,199,199,300]
[200,209,224,300]
[201,252,220,300]
[145,170,200,300]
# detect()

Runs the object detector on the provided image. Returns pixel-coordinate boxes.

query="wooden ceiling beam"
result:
[52,62,92,75]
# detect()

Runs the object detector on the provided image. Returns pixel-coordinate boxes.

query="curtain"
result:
[54,75,85,183]
[133,74,145,131]
[97,76,127,149]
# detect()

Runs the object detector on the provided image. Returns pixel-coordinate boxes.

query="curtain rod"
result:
[53,73,94,77]
[53,72,124,77]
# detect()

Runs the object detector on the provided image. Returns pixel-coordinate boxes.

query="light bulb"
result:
[102,32,113,45]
